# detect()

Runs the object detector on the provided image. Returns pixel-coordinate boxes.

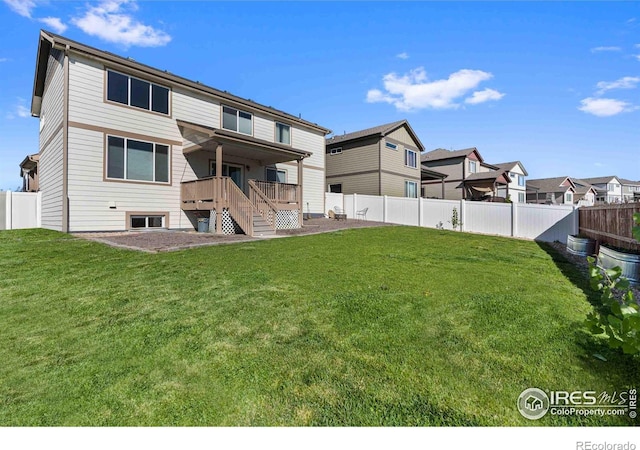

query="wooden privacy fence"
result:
[579,203,640,252]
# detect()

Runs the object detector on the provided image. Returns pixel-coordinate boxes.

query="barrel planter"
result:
[566,235,596,257]
[597,245,640,284]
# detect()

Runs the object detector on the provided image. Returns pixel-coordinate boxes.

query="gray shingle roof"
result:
[421,147,479,162]
[618,178,640,186]
[492,161,528,176]
[325,120,424,150]
[527,177,574,193]
[580,176,620,185]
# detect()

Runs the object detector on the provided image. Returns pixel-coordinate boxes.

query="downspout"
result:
[62,44,70,233]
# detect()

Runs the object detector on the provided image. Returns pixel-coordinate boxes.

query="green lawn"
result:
[0,227,637,426]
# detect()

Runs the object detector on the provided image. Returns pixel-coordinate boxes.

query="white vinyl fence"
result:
[0,191,42,230]
[326,193,578,243]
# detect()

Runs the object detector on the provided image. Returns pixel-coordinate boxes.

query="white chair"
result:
[333,206,347,220]
[356,207,368,220]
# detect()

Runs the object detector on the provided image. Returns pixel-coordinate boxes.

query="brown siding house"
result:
[325,120,428,197]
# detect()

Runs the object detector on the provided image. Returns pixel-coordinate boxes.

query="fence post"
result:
[383,195,388,223]
[352,193,357,219]
[459,199,465,232]
[418,197,424,227]
[5,190,12,230]
[573,206,579,236]
[37,191,42,228]
[511,201,517,237]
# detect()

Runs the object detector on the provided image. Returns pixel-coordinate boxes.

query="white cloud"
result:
[39,17,67,34]
[366,67,502,111]
[578,97,638,117]
[396,52,409,60]
[464,88,505,105]
[595,76,640,94]
[72,0,171,47]
[6,99,30,120]
[590,46,622,53]
[2,0,38,18]
[0,58,8,63]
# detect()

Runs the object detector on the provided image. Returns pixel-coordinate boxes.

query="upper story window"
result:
[222,106,252,135]
[106,70,170,115]
[385,142,398,150]
[329,147,342,155]
[275,123,291,145]
[468,160,477,173]
[608,183,620,191]
[518,175,525,186]
[405,149,417,168]
[106,135,169,183]
[565,192,573,203]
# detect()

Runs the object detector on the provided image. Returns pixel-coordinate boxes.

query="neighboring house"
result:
[619,178,640,202]
[493,161,528,203]
[31,30,330,235]
[325,120,429,198]
[527,177,578,205]
[421,147,511,201]
[19,154,39,192]
[571,178,598,206]
[580,176,623,204]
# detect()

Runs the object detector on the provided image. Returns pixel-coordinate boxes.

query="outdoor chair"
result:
[333,206,347,221]
[356,207,368,220]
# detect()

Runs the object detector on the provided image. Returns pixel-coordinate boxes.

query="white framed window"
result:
[405,181,418,198]
[565,192,573,203]
[329,183,342,193]
[518,192,525,202]
[405,149,417,168]
[329,147,342,155]
[385,142,397,150]
[468,160,477,173]
[106,136,169,183]
[130,215,165,229]
[106,70,170,115]
[518,175,525,186]
[222,105,253,135]
[266,167,287,183]
[275,122,291,145]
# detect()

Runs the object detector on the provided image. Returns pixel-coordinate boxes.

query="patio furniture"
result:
[356,207,368,220]
[334,206,347,221]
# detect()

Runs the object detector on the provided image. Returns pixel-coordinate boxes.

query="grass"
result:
[0,227,638,426]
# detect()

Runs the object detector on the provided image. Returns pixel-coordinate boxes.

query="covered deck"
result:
[458,171,511,201]
[177,120,308,235]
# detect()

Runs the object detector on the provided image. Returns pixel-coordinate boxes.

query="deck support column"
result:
[298,158,304,225]
[215,144,223,235]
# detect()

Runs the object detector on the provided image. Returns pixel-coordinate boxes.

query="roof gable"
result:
[421,147,484,163]
[493,161,528,176]
[326,119,424,150]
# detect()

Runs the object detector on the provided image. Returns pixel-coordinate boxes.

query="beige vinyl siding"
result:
[325,136,379,178]
[39,49,65,231]
[39,130,64,230]
[173,87,219,127]
[253,114,273,141]
[325,173,379,196]
[422,157,464,179]
[292,127,325,170]
[386,126,418,148]
[380,172,419,197]
[68,55,181,143]
[381,138,420,178]
[66,126,195,232]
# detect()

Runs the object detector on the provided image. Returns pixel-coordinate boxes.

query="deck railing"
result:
[251,180,300,205]
[225,178,254,236]
[248,180,278,229]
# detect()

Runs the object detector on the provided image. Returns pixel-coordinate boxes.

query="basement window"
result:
[130,215,165,229]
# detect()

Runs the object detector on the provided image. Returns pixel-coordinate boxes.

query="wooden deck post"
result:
[298,158,304,225]
[215,144,223,234]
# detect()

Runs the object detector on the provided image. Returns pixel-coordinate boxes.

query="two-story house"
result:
[619,178,640,202]
[493,161,528,203]
[580,176,623,204]
[30,30,330,235]
[325,120,428,198]
[421,148,511,201]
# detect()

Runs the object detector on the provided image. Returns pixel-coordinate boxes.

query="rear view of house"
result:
[31,30,329,235]
[325,120,425,198]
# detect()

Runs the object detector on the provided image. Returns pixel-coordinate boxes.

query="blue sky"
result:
[1,1,639,191]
